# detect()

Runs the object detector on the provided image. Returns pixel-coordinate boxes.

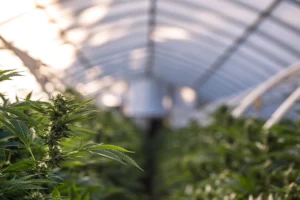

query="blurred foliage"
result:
[156,106,300,200]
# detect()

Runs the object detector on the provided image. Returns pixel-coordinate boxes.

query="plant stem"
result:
[27,147,35,161]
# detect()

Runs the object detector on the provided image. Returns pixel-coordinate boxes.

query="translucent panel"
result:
[70,47,147,81]
[89,15,147,35]
[197,71,247,93]
[215,62,266,86]
[44,0,148,30]
[156,47,212,66]
[0,0,35,23]
[57,0,106,11]
[158,0,245,37]
[229,54,273,79]
[202,69,252,90]
[157,16,234,46]
[235,0,274,11]
[156,42,222,64]
[89,44,146,66]
[42,0,112,30]
[154,68,192,86]
[195,62,276,99]
[155,54,203,74]
[186,0,258,24]
[258,19,300,49]
[88,26,146,48]
[272,1,300,31]
[244,42,290,67]
[197,81,239,100]
[154,58,200,83]
[236,45,283,72]
[79,2,148,27]
[155,49,210,71]
[234,51,280,76]
[154,58,201,84]
[82,31,147,60]
[247,32,300,63]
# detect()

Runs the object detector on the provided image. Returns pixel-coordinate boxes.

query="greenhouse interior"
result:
[1,0,300,199]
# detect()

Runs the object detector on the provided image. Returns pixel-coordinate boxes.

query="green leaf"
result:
[25,91,32,100]
[0,118,17,135]
[0,70,22,82]
[0,69,16,76]
[0,141,22,147]
[83,143,133,153]
[69,126,97,134]
[61,160,86,168]
[88,149,125,164]
[5,179,56,185]
[9,119,32,146]
[13,185,45,190]
[83,193,90,200]
[81,99,93,105]
[1,160,35,172]
[0,107,36,126]
[52,189,61,199]
[112,151,143,171]
[23,100,50,114]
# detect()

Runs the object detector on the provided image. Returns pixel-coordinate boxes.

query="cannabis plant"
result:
[157,106,300,200]
[56,89,146,200]
[0,70,141,200]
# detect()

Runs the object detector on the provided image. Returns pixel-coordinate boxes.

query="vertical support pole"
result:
[143,118,162,198]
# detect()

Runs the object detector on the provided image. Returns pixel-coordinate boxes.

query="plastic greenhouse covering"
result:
[0,0,300,125]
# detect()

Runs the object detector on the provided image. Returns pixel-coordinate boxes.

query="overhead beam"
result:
[232,62,300,118]
[233,0,300,35]
[263,87,300,129]
[191,0,281,88]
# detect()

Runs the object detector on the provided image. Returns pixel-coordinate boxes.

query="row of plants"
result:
[156,106,300,199]
[61,93,300,200]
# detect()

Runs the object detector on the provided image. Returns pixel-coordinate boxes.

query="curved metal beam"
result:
[263,87,300,129]
[232,62,300,118]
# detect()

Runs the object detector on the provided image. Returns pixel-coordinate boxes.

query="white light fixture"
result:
[124,77,166,118]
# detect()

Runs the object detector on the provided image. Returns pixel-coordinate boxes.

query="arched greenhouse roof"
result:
[0,0,300,124]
